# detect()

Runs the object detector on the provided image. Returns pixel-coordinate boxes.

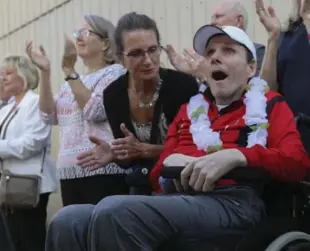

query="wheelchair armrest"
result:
[161,166,184,179]
[224,167,269,181]
[295,112,310,128]
[161,166,269,181]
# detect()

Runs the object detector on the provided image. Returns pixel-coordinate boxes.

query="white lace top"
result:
[41,64,130,179]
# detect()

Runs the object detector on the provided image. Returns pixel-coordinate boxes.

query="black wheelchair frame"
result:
[160,113,310,251]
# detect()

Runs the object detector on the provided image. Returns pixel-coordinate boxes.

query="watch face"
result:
[66,73,79,80]
[65,72,79,81]
[71,73,79,79]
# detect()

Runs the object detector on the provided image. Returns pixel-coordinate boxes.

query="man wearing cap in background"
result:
[45,25,309,251]
[166,0,264,77]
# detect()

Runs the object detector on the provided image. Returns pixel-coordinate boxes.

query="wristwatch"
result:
[65,72,79,81]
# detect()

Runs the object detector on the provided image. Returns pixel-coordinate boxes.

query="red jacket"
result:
[150,91,310,193]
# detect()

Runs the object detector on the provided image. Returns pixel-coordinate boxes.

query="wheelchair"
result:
[160,113,310,251]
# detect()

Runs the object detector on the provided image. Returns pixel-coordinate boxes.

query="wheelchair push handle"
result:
[295,112,310,128]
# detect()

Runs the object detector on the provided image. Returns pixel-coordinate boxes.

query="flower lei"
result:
[187,77,269,152]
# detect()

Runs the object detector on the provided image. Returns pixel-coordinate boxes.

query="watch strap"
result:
[65,72,79,81]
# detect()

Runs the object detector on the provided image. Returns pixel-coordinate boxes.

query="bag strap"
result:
[0,107,19,173]
[39,147,46,174]
[0,106,46,175]
[0,106,19,139]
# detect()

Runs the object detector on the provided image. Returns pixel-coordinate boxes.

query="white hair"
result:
[2,55,39,90]
[231,1,248,30]
[221,0,249,31]
[84,14,117,64]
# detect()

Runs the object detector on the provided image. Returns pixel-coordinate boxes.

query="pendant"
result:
[139,102,153,108]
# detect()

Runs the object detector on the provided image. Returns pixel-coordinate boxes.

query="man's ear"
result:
[247,59,257,78]
[236,15,244,29]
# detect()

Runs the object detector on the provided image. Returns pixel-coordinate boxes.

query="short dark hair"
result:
[245,47,254,63]
[114,12,161,56]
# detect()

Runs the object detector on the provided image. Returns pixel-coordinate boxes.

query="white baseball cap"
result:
[193,25,257,61]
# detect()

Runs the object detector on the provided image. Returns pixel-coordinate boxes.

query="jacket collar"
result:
[203,87,246,114]
[13,90,35,109]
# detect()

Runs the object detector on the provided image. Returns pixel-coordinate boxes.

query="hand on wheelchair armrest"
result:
[161,153,269,180]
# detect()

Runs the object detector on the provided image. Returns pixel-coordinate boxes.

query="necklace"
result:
[131,79,162,109]
[187,77,269,153]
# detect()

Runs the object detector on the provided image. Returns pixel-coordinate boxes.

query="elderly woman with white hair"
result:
[256,0,310,153]
[26,15,129,206]
[0,55,58,251]
[0,81,12,109]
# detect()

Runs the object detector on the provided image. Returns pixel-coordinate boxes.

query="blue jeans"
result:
[45,186,265,251]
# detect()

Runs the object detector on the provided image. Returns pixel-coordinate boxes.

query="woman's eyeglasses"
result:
[123,45,163,60]
[72,29,104,39]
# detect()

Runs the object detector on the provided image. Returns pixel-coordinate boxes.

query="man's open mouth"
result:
[212,70,228,81]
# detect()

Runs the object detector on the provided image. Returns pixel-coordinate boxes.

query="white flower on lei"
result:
[187,93,223,152]
[244,77,269,147]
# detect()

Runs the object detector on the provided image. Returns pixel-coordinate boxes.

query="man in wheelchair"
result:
[45,25,310,251]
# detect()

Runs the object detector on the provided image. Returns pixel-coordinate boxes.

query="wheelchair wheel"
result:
[265,231,310,251]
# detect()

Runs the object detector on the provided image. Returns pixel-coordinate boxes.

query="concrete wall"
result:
[0,0,293,220]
